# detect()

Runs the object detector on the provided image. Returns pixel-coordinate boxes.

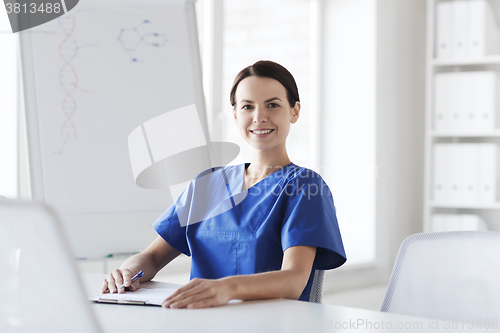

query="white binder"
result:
[478,143,497,203]
[436,1,453,59]
[435,71,496,133]
[460,144,479,204]
[448,144,462,203]
[461,214,488,230]
[431,213,488,232]
[453,72,472,132]
[470,71,496,131]
[431,214,448,232]
[468,0,500,58]
[448,73,464,132]
[433,73,452,131]
[452,0,468,58]
[432,214,461,231]
[433,144,451,202]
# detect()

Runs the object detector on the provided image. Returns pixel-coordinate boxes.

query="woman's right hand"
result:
[101,269,141,294]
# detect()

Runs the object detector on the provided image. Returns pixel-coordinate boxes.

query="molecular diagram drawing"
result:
[117,20,168,62]
[56,10,97,154]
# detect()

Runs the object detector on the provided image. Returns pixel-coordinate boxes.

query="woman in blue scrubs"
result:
[102,60,346,308]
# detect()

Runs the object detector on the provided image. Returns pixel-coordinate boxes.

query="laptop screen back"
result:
[0,199,101,333]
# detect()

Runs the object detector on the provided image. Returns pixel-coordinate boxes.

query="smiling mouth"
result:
[250,129,274,135]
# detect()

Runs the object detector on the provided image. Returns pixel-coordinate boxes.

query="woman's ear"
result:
[233,108,238,122]
[290,101,300,124]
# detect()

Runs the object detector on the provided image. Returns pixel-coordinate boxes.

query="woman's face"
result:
[233,76,300,153]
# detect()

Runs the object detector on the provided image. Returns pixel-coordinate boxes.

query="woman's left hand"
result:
[162,278,233,309]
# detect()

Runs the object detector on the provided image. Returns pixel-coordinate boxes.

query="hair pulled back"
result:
[230,60,300,108]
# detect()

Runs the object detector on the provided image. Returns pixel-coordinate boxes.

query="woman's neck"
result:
[246,150,292,180]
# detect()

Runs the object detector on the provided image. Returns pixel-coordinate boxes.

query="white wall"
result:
[321,0,426,292]
[375,0,426,269]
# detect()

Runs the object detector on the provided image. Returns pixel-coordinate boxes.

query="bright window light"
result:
[0,8,18,198]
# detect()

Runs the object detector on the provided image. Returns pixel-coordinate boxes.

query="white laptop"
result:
[0,198,102,333]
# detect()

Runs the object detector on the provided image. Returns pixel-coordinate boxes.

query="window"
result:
[320,0,377,265]
[220,0,310,168]
[197,0,377,265]
[0,9,18,198]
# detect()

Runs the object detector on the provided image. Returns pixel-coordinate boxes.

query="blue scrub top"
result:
[153,162,346,302]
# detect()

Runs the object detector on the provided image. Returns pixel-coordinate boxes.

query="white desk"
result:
[84,275,481,333]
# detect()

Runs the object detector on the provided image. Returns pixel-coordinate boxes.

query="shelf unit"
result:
[429,202,500,209]
[432,130,500,137]
[432,55,500,66]
[424,0,500,232]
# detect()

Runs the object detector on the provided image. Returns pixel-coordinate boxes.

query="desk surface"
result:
[83,274,481,333]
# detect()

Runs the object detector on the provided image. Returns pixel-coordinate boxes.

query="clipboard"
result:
[92,287,177,306]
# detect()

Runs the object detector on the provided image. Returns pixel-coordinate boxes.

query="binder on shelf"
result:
[460,144,479,204]
[452,0,468,59]
[433,71,497,133]
[470,71,496,131]
[461,214,488,230]
[448,144,462,203]
[429,0,500,235]
[478,143,497,203]
[436,1,453,59]
[460,74,475,131]
[433,72,463,132]
[450,73,466,131]
[431,214,488,232]
[435,0,500,60]
[433,144,451,202]
[433,143,498,204]
[431,214,447,232]
[468,0,500,58]
[433,73,452,131]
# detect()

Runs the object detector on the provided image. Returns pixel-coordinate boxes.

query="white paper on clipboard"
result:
[93,287,177,306]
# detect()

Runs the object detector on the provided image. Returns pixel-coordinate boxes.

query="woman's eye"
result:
[242,105,253,110]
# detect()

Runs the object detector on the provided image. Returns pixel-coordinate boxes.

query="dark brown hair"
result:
[230,60,300,108]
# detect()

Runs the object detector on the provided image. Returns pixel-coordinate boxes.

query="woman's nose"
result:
[253,107,267,123]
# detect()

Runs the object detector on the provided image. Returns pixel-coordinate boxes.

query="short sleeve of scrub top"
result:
[281,167,346,270]
[150,173,201,257]
[153,163,346,302]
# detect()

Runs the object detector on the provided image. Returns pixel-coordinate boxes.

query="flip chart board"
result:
[20,0,206,259]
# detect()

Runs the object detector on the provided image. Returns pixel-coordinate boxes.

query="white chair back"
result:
[309,269,324,303]
[381,231,500,323]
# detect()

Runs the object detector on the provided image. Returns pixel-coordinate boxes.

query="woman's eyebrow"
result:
[240,99,255,104]
[239,97,282,104]
[264,97,281,103]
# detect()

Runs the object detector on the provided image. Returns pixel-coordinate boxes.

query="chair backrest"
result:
[309,269,324,303]
[0,199,101,333]
[381,231,500,322]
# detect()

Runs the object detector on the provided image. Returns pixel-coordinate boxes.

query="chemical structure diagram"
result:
[55,10,96,154]
[117,20,168,62]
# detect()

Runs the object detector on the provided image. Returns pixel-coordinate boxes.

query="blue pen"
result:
[119,270,143,290]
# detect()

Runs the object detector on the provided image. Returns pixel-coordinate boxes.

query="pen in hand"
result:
[119,270,144,290]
